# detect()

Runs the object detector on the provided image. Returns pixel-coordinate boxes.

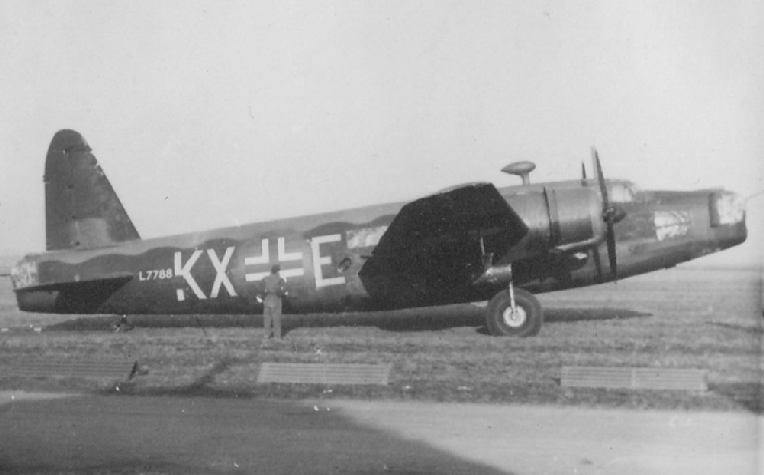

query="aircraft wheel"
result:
[486,288,543,337]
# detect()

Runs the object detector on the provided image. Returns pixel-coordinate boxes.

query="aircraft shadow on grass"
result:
[708,382,763,414]
[46,306,651,335]
[302,306,651,334]
[704,321,763,336]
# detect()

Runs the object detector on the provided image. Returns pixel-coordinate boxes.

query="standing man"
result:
[261,264,286,339]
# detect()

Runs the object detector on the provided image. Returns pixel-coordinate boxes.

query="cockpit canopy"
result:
[608,181,640,203]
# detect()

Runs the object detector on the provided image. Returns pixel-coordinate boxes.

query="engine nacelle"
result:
[506,186,605,253]
[552,187,606,251]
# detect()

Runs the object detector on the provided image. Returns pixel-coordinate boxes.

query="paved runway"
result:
[0,391,760,474]
[332,400,761,475]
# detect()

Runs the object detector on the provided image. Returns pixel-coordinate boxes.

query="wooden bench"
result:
[2,357,139,383]
[561,366,707,391]
[257,363,392,385]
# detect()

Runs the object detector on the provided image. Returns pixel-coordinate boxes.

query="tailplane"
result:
[45,130,140,250]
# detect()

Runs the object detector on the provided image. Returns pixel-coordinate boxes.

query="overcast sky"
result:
[1,1,761,265]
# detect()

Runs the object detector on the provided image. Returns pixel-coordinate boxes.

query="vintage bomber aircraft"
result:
[10,130,747,336]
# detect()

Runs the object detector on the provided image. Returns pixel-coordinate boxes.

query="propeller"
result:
[591,147,622,281]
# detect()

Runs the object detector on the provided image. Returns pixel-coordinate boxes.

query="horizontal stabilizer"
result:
[14,272,133,293]
[14,273,133,314]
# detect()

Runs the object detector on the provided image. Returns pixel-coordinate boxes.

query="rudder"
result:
[45,129,140,250]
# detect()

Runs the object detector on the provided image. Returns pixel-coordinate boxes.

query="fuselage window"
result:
[337,257,353,272]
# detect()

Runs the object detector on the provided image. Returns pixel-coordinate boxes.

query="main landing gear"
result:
[485,270,543,337]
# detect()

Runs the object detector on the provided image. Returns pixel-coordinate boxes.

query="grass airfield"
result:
[0,267,761,412]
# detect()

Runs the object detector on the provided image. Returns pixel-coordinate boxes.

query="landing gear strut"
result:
[485,268,543,337]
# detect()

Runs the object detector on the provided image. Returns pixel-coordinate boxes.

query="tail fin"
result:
[44,130,140,250]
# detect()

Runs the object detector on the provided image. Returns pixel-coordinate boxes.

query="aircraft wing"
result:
[358,183,528,308]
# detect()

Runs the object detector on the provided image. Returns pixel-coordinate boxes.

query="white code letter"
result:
[174,250,206,300]
[208,247,238,298]
[311,234,345,288]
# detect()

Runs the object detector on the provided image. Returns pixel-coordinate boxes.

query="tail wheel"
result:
[486,288,543,337]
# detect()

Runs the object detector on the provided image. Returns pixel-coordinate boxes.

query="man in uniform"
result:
[261,264,286,339]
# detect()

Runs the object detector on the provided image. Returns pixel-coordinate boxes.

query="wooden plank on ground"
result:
[2,358,138,381]
[257,363,391,385]
[561,366,707,391]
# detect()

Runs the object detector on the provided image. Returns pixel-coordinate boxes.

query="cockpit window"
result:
[609,182,637,203]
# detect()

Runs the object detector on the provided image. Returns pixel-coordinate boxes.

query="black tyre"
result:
[485,288,543,337]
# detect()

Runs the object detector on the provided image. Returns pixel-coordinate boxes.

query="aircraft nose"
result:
[10,255,40,290]
[709,190,747,249]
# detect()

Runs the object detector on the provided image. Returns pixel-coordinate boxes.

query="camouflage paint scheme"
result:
[11,130,747,321]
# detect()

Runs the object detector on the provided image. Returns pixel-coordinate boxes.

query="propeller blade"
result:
[581,162,587,186]
[592,147,608,206]
[592,247,603,283]
[606,223,617,281]
[591,146,618,281]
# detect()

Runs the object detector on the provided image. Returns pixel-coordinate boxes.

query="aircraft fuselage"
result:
[11,180,746,315]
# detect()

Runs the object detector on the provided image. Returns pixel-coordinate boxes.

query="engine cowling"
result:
[506,186,605,253]
[551,187,606,251]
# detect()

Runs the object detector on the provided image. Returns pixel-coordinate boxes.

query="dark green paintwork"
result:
[10,131,747,318]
